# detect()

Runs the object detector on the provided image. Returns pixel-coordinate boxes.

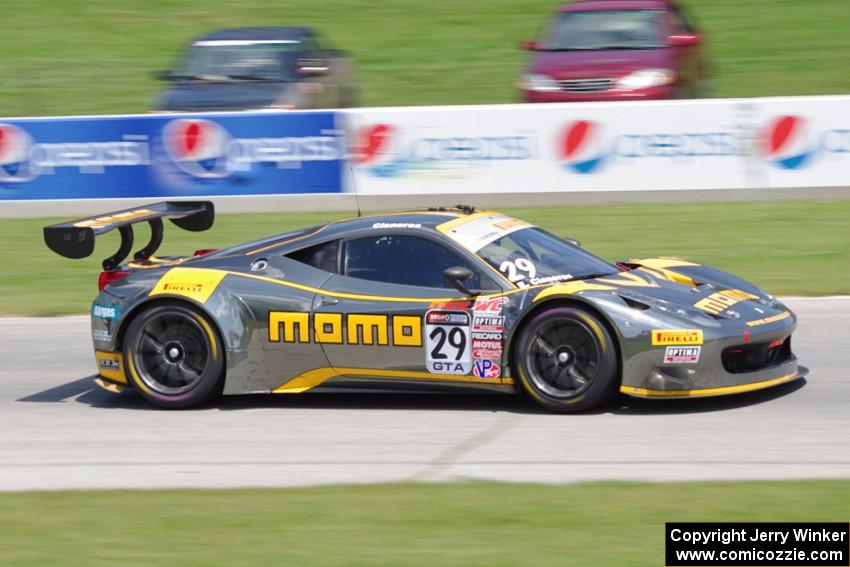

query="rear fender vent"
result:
[619,295,651,311]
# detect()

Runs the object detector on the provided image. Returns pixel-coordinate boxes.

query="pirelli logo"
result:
[269,312,423,347]
[652,329,704,346]
[694,289,759,315]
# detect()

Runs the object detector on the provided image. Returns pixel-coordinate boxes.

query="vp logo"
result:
[473,359,500,379]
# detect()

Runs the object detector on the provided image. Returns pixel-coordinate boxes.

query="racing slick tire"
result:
[514,306,618,413]
[123,301,224,409]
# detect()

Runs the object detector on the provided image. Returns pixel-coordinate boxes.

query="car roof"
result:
[227,207,494,256]
[317,207,478,237]
[562,0,673,12]
[194,26,313,42]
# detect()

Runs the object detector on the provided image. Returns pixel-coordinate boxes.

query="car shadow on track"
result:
[18,375,808,416]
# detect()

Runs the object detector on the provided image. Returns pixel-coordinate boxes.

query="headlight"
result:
[616,68,676,90]
[519,73,560,92]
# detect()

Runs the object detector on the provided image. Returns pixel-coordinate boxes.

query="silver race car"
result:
[44,202,805,412]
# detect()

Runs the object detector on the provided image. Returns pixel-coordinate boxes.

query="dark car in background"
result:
[152,26,357,112]
[518,0,711,102]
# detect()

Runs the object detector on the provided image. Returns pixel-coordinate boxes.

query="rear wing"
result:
[44,201,214,270]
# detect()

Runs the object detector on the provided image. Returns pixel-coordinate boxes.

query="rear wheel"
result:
[123,302,224,409]
[514,307,618,413]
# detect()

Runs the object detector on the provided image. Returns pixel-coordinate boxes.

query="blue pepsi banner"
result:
[0,111,343,200]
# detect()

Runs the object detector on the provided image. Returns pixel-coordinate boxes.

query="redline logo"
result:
[473,297,508,313]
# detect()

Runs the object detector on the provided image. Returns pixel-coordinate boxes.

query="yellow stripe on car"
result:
[274,366,509,393]
[746,311,792,327]
[620,371,800,398]
[628,257,700,269]
[533,281,616,302]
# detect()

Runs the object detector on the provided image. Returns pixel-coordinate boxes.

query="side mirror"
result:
[668,34,701,47]
[443,266,476,296]
[563,237,581,248]
[518,39,539,51]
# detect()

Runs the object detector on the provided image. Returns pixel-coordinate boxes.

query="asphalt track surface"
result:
[1,297,848,492]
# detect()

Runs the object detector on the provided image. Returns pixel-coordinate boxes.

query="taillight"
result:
[193,248,218,256]
[98,270,131,292]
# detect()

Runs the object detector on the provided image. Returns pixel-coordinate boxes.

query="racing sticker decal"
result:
[651,329,704,346]
[425,310,472,375]
[499,257,536,286]
[92,304,119,319]
[149,267,228,304]
[92,329,112,342]
[440,214,530,252]
[470,297,507,378]
[664,346,701,364]
[694,289,759,315]
[94,350,127,384]
[74,209,155,230]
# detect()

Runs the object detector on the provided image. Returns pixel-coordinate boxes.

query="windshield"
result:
[477,228,618,287]
[541,10,665,51]
[176,40,301,81]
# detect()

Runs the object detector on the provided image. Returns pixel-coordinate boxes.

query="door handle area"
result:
[317,296,339,307]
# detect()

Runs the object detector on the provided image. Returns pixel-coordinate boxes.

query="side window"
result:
[300,36,319,54]
[288,240,340,273]
[670,4,696,34]
[343,235,496,290]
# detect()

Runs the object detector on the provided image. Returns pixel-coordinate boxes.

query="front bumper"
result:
[621,365,807,399]
[523,84,673,103]
[619,314,804,399]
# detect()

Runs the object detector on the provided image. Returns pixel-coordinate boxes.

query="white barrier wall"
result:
[343,96,850,195]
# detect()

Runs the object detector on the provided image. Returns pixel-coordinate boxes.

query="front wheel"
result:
[514,307,618,413]
[123,302,224,409]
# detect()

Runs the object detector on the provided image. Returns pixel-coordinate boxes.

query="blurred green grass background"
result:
[1,481,848,566]
[1,0,849,116]
[3,200,848,315]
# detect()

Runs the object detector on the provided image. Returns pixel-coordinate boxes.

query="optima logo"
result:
[560,120,606,174]
[761,115,815,170]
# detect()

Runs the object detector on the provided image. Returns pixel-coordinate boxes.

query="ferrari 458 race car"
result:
[44,202,806,412]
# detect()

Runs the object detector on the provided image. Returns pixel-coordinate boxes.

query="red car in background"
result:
[518,0,711,102]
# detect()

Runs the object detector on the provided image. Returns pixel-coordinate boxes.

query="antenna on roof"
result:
[347,164,362,218]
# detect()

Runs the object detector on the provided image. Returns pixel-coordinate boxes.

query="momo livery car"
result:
[44,202,805,412]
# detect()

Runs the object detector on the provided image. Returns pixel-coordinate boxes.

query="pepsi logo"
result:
[163,119,231,178]
[761,115,814,170]
[560,120,606,174]
[353,124,394,166]
[0,124,36,183]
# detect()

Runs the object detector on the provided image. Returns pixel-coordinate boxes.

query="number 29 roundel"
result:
[425,310,472,375]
